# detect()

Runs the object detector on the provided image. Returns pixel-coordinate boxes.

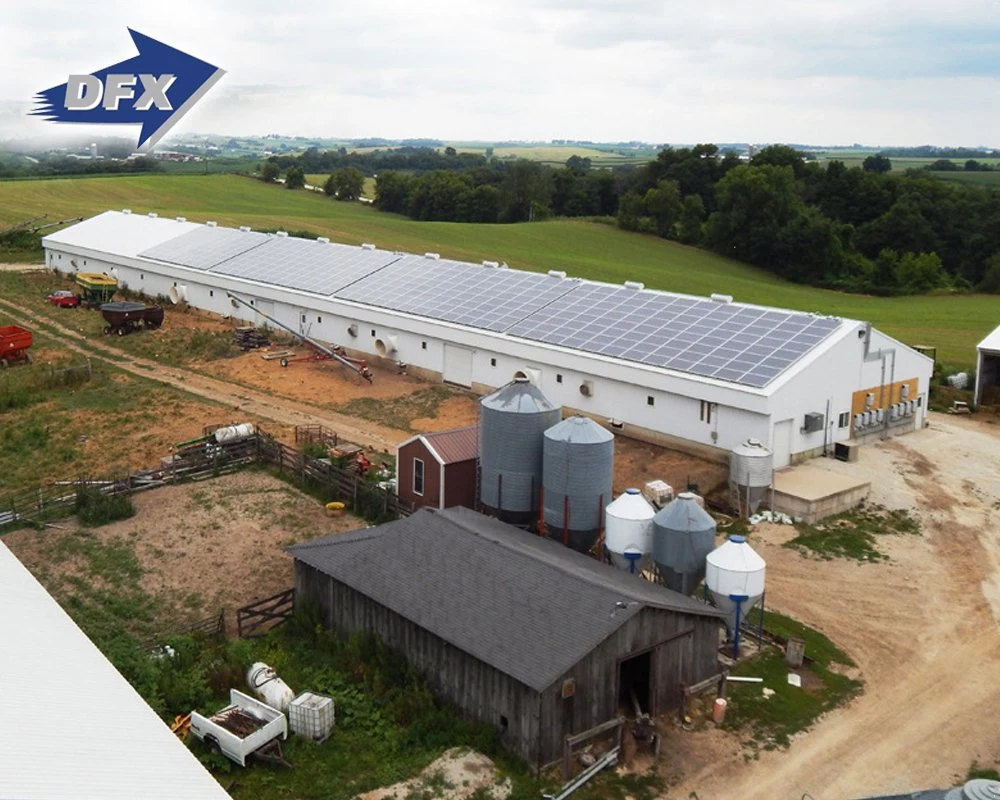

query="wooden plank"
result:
[565,716,625,748]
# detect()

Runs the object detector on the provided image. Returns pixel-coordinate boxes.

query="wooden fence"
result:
[294,424,338,448]
[138,609,226,651]
[237,588,296,638]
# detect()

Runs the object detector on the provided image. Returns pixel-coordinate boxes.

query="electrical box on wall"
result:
[803,412,825,433]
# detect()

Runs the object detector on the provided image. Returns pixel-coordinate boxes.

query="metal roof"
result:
[287,506,724,692]
[45,212,851,389]
[422,425,479,464]
[0,541,229,800]
[43,209,201,258]
[977,323,1000,353]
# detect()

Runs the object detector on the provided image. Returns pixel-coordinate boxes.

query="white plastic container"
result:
[288,692,335,742]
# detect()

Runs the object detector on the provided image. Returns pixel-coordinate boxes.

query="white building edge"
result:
[0,540,230,800]
[975,324,1000,407]
[43,211,934,468]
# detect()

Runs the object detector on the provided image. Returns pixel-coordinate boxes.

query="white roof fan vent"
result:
[548,270,567,279]
[147,212,158,218]
[424,252,440,260]
[624,280,644,290]
[121,208,132,214]
[175,216,187,223]
[482,260,500,268]
[711,293,734,303]
[276,231,288,238]
[317,236,330,244]
[239,225,252,232]
[361,242,376,250]
[206,221,217,227]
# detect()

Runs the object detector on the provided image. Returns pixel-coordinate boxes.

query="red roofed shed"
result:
[396,425,479,511]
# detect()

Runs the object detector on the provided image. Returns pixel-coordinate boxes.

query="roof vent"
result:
[147,212,158,218]
[482,260,500,268]
[276,231,288,238]
[548,270,567,279]
[175,216,186,223]
[239,225,251,232]
[206,221,217,227]
[498,262,509,269]
[361,242,376,250]
[711,293,734,303]
[121,208,132,215]
[317,236,330,244]
[624,280,644,290]
[424,252,440,260]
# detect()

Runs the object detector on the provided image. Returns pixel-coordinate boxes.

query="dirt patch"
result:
[354,747,510,800]
[4,472,362,634]
[613,437,727,498]
[411,394,480,432]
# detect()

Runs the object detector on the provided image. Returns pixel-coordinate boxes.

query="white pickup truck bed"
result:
[190,689,288,767]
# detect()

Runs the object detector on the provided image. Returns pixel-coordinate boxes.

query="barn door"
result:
[443,344,473,388]
[772,418,793,468]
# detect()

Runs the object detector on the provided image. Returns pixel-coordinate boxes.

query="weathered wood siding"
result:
[537,607,721,766]
[295,561,541,765]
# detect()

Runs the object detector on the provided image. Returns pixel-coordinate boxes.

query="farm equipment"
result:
[0,325,33,368]
[47,290,81,308]
[100,301,164,336]
[232,326,271,351]
[75,272,118,308]
[226,291,373,382]
[190,689,288,768]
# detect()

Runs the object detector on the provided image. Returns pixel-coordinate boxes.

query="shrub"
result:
[74,486,136,526]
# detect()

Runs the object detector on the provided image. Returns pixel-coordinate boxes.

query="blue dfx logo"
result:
[31,29,224,151]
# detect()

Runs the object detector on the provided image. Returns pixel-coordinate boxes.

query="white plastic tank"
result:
[213,422,255,444]
[247,662,295,712]
[705,535,766,637]
[729,438,773,515]
[604,489,655,574]
[944,779,1000,800]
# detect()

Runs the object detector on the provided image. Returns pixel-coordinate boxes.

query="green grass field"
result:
[0,173,995,366]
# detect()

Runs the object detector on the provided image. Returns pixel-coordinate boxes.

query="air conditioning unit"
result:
[803,412,825,433]
[580,380,594,397]
[834,442,859,462]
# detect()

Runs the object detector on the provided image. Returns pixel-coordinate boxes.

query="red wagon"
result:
[0,325,33,368]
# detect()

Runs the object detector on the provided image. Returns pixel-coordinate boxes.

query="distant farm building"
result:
[288,506,725,769]
[395,425,478,511]
[975,324,1000,407]
[44,213,934,466]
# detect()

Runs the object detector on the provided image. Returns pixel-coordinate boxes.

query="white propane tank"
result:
[247,662,295,712]
[213,423,255,445]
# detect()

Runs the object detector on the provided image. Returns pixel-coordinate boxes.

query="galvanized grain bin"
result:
[653,492,716,595]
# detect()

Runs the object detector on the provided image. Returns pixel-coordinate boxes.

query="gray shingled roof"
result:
[288,506,724,692]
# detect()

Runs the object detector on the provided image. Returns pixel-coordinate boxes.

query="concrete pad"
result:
[772,463,871,523]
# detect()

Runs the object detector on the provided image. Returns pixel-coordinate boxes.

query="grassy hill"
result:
[1,173,995,367]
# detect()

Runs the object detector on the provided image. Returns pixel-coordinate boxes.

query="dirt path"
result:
[0,297,408,451]
[669,414,1000,799]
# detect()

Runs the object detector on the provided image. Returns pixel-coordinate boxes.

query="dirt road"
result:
[670,414,1000,799]
[0,297,408,451]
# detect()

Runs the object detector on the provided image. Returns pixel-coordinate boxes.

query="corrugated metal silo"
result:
[652,492,716,595]
[729,438,773,516]
[479,378,561,525]
[542,415,614,553]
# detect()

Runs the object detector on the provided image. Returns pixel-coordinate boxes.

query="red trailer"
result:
[0,325,33,368]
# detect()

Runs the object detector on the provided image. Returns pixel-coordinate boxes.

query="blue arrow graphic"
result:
[31,29,224,151]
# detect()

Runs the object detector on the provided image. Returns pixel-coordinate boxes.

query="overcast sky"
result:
[3,0,998,147]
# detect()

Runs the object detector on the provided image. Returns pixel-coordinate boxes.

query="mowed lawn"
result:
[1,173,995,366]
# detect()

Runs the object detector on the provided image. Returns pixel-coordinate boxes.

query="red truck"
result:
[47,290,81,308]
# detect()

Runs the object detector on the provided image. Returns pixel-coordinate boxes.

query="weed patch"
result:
[783,504,920,562]
[74,486,136,526]
[336,386,458,432]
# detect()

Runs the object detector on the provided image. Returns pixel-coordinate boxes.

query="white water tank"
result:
[944,779,1000,800]
[705,535,766,636]
[213,423,255,444]
[247,662,294,712]
[604,489,655,574]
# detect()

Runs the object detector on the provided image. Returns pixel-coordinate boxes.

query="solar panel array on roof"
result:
[336,255,580,332]
[140,226,270,270]
[507,284,842,388]
[210,238,403,295]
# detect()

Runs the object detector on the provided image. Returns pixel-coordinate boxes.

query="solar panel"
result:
[210,238,403,295]
[140,226,270,270]
[335,255,579,332]
[507,284,841,388]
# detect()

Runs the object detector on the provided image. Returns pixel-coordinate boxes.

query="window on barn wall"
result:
[490,358,497,367]
[413,458,424,496]
[838,412,850,428]
[647,396,655,406]
[421,341,427,349]
[317,316,322,323]
[700,400,713,423]
[301,314,306,323]
[556,374,563,383]
[371,329,376,337]
[209,290,214,297]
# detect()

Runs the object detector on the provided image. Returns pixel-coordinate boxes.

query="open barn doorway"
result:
[618,650,652,716]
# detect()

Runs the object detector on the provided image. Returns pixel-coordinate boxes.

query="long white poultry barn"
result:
[43,210,933,467]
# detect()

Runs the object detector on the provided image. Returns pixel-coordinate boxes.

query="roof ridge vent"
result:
[317,236,330,244]
[482,260,500,268]
[711,293,733,303]
[276,230,288,238]
[175,216,186,223]
[424,252,440,260]
[121,208,132,215]
[361,242,376,250]
[624,280,644,290]
[239,225,251,232]
[548,270,567,279]
[206,221,217,227]
[147,212,158,218]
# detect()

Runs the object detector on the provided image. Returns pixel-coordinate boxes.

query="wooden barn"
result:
[288,506,724,769]
[395,425,478,511]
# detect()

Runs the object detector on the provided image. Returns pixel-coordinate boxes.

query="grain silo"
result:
[729,438,773,516]
[479,378,561,525]
[604,489,655,574]
[542,415,614,553]
[652,492,716,595]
